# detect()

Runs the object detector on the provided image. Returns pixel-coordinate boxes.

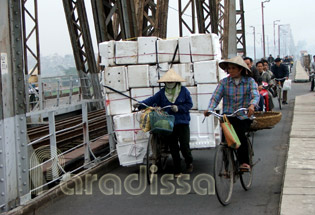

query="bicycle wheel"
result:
[277,87,282,110]
[214,145,234,206]
[240,138,253,190]
[311,77,314,91]
[146,134,159,184]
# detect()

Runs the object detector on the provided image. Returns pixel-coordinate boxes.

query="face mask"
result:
[165,82,176,89]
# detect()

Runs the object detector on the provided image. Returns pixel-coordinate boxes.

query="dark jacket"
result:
[271,64,289,79]
[140,86,193,125]
[251,66,262,86]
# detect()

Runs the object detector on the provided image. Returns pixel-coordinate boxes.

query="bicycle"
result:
[274,77,286,110]
[136,104,173,184]
[206,108,257,206]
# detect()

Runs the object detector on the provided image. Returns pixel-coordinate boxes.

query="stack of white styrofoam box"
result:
[172,63,194,86]
[114,113,149,166]
[189,112,216,148]
[115,41,138,65]
[106,92,131,115]
[127,65,150,88]
[113,113,149,143]
[149,63,169,86]
[197,84,218,110]
[157,39,179,63]
[190,34,214,62]
[130,88,153,107]
[187,86,197,110]
[138,37,157,64]
[178,36,191,63]
[116,139,148,166]
[210,34,222,60]
[99,40,115,66]
[104,66,128,92]
[194,60,218,84]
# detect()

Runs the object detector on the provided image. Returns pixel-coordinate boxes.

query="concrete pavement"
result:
[279,62,315,215]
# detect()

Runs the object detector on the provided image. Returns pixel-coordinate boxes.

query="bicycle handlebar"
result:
[137,103,172,110]
[275,77,286,81]
[206,108,249,120]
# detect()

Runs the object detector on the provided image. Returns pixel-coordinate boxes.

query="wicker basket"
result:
[250,111,282,131]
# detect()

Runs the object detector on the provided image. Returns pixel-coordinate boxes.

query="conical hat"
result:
[219,55,252,75]
[157,68,186,82]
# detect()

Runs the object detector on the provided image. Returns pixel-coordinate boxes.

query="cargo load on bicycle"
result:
[100,33,224,167]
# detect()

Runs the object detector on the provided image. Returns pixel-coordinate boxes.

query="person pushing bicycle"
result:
[134,68,193,178]
[204,56,260,171]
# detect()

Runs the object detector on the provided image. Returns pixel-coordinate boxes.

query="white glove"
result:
[171,105,178,113]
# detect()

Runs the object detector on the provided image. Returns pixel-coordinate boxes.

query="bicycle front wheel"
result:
[277,87,282,110]
[146,134,159,184]
[214,145,234,206]
[311,78,314,91]
[240,139,253,190]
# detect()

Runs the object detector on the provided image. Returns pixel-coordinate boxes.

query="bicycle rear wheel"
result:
[277,87,282,110]
[214,145,234,206]
[311,77,314,91]
[240,138,253,190]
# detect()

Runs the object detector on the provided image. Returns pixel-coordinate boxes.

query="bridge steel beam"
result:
[0,0,30,212]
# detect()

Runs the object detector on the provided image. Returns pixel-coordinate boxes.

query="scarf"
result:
[164,83,181,103]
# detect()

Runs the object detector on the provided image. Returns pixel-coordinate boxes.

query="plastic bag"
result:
[139,108,153,132]
[283,79,291,91]
[220,115,241,149]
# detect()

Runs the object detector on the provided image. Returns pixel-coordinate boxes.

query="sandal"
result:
[239,163,251,172]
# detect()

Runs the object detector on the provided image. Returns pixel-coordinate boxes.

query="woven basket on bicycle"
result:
[149,110,175,136]
[250,111,282,131]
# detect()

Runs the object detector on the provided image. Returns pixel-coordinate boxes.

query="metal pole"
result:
[250,26,256,61]
[48,111,59,180]
[278,25,281,57]
[261,0,270,59]
[273,20,280,57]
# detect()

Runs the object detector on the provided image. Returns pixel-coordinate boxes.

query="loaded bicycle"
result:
[136,104,174,184]
[206,108,258,206]
[274,77,286,110]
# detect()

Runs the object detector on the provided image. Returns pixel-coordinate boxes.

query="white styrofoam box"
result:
[210,34,222,60]
[190,34,214,62]
[157,39,179,63]
[104,66,128,92]
[197,84,218,110]
[189,112,216,148]
[178,36,191,63]
[99,40,115,66]
[115,41,138,65]
[113,113,149,143]
[149,65,167,87]
[127,65,150,88]
[106,91,131,115]
[130,88,153,107]
[138,37,157,64]
[218,63,228,80]
[116,140,148,166]
[172,63,194,86]
[187,86,197,110]
[194,60,218,84]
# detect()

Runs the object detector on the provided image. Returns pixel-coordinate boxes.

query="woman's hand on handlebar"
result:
[247,104,255,117]
[204,110,211,117]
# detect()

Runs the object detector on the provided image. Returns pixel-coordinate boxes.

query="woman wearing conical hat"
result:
[135,68,193,177]
[204,55,260,171]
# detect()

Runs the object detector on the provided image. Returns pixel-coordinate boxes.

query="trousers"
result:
[166,124,193,174]
[226,117,252,165]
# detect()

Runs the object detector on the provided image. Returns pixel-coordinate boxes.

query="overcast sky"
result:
[34,0,315,59]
